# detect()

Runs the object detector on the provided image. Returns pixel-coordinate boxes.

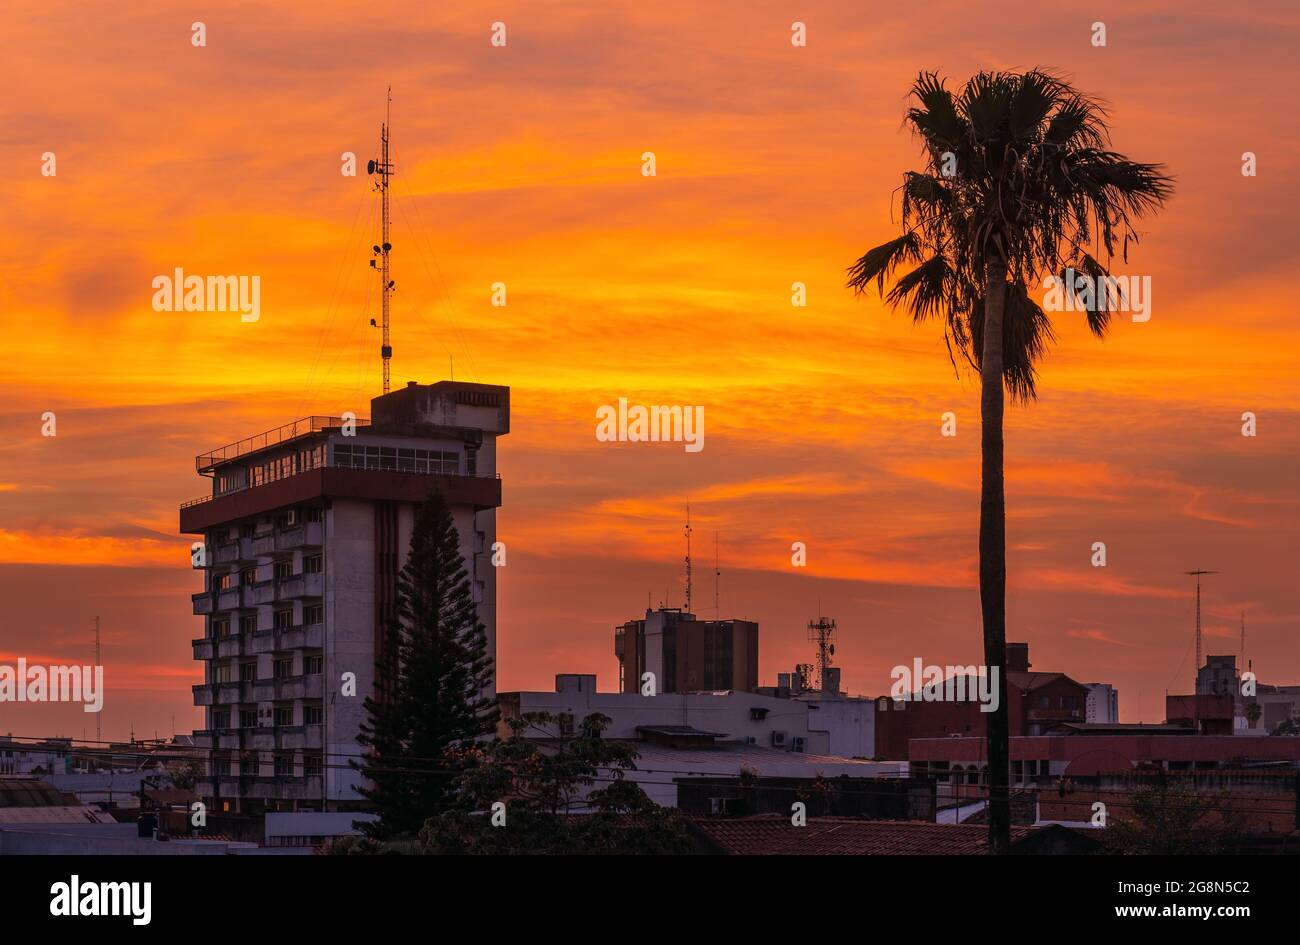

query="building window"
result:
[304,554,323,574]
[274,756,292,777]
[274,560,292,582]
[217,572,236,590]
[274,610,293,631]
[240,615,257,635]
[213,664,232,684]
[303,604,323,626]
[212,711,229,730]
[211,618,230,639]
[239,663,256,683]
[240,568,256,586]
[304,705,323,726]
[274,706,293,727]
[239,709,256,729]
[305,506,323,523]
[304,755,323,777]
[305,655,323,676]
[274,658,293,679]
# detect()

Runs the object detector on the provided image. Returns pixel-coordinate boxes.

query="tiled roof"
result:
[690,816,1038,855]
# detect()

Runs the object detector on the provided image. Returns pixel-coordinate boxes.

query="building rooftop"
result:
[687,816,1088,855]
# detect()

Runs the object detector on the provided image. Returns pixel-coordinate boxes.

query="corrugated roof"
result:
[0,779,64,808]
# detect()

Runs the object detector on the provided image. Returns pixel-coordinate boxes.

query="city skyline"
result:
[2,0,1299,741]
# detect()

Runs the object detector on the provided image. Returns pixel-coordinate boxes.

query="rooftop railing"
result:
[195,416,371,473]
[180,452,499,510]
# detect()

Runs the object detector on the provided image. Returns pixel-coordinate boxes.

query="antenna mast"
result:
[683,504,692,615]
[807,616,837,692]
[714,531,720,618]
[368,88,395,395]
[1185,569,1217,688]
[94,616,102,745]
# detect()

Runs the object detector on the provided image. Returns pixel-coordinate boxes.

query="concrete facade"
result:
[181,381,508,814]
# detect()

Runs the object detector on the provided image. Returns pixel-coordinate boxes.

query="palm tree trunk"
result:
[980,257,1011,854]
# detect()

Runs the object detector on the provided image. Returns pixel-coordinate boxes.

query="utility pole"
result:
[1185,569,1218,690]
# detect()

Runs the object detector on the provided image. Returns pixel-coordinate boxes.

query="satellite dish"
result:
[367,160,376,174]
[382,242,391,252]
[829,644,836,656]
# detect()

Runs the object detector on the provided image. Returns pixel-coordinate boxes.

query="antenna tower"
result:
[368,88,395,394]
[1185,569,1218,688]
[807,616,837,691]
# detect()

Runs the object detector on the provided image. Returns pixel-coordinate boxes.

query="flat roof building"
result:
[180,380,508,815]
[614,608,758,694]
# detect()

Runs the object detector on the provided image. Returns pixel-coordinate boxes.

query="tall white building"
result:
[181,380,509,814]
[1084,683,1119,724]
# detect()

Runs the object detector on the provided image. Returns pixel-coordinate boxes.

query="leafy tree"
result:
[1104,782,1248,855]
[848,70,1171,851]
[419,712,691,854]
[352,489,498,838]
[167,758,204,792]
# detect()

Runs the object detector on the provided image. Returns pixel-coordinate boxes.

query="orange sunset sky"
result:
[0,1,1297,741]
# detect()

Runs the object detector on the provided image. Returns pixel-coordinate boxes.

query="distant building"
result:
[498,674,897,807]
[614,608,758,694]
[180,380,509,815]
[910,731,1300,788]
[1084,683,1119,724]
[687,817,1099,855]
[874,643,1089,759]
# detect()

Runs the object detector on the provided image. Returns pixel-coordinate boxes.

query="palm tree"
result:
[848,70,1172,853]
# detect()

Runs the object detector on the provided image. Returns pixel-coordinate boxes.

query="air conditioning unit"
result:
[770,731,787,748]
[792,736,806,753]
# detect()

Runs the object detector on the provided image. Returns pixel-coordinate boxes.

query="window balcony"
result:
[214,540,256,567]
[192,593,214,616]
[276,572,323,601]
[251,622,324,654]
[193,637,215,660]
[216,635,247,659]
[192,730,214,749]
[275,521,323,551]
[242,776,324,801]
[273,674,323,701]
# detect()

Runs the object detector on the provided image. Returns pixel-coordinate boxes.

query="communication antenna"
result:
[807,616,837,691]
[683,504,693,615]
[714,531,720,618]
[1240,610,1246,670]
[1185,569,1218,687]
[93,616,102,745]
[367,87,395,394]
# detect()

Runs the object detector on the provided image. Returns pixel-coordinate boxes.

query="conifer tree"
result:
[354,489,497,837]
